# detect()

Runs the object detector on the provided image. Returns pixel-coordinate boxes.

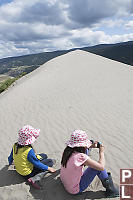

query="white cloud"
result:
[125,20,133,28]
[70,28,133,47]
[0,41,30,58]
[98,19,125,29]
[0,0,133,59]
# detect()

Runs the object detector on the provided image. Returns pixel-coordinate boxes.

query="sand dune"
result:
[0,50,133,199]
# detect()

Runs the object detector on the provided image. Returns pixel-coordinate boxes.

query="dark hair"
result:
[61,146,86,168]
[14,142,33,154]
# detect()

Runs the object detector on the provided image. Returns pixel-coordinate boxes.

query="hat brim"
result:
[66,139,92,148]
[33,128,40,139]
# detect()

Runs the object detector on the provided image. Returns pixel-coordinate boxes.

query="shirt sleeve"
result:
[8,148,13,165]
[74,153,89,167]
[27,149,48,171]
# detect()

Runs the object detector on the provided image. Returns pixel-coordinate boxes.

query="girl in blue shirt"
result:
[8,125,56,189]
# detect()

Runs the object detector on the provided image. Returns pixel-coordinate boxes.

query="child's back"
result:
[13,144,33,176]
[60,151,89,194]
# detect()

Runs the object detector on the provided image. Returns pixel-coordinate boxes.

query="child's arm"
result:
[84,146,105,171]
[27,149,54,172]
[8,148,13,165]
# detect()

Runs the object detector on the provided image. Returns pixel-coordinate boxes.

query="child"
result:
[8,125,56,189]
[60,130,119,198]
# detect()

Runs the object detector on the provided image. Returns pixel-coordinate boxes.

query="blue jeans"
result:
[79,167,108,193]
[24,153,53,179]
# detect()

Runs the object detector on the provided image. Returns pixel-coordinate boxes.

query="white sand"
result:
[0,50,133,199]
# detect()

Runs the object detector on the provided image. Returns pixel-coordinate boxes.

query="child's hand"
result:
[48,167,56,173]
[99,145,105,153]
[91,141,103,148]
[90,141,98,148]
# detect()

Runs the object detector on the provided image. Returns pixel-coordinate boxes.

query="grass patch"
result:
[0,75,11,82]
[0,72,26,94]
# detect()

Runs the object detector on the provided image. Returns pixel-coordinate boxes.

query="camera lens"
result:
[97,142,102,148]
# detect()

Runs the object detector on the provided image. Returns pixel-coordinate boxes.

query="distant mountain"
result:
[0,41,133,77]
[0,50,71,77]
[81,41,133,66]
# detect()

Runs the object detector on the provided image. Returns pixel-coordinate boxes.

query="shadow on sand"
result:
[0,165,24,187]
[0,166,106,200]
[27,169,106,200]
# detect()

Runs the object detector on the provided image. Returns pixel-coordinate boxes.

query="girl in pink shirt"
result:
[60,130,119,198]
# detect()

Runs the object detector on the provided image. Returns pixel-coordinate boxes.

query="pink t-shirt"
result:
[60,152,89,194]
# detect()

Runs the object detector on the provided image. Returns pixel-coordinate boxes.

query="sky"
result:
[0,0,133,59]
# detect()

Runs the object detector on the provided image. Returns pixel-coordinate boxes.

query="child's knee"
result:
[39,153,48,159]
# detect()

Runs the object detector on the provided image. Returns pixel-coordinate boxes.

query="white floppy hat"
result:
[18,125,40,145]
[66,130,92,148]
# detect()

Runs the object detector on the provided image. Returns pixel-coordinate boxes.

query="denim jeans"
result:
[23,153,53,179]
[79,167,108,192]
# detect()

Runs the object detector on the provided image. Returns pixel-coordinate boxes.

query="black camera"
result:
[90,140,101,148]
[97,142,102,148]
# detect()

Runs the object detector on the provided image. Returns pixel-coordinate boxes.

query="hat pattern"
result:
[66,130,92,148]
[18,125,40,145]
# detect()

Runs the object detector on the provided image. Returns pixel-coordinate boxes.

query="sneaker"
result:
[28,178,41,190]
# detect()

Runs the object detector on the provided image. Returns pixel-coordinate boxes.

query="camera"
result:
[90,140,102,148]
[97,142,102,148]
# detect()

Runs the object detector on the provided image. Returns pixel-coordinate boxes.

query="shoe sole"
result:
[28,178,41,190]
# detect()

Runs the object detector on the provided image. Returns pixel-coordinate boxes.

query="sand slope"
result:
[0,50,133,199]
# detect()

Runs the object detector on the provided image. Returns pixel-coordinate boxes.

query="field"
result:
[0,75,12,83]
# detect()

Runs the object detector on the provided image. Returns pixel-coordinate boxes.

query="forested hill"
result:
[0,50,70,77]
[81,41,133,66]
[0,41,133,77]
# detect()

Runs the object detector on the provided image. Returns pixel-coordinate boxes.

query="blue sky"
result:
[0,0,133,59]
[0,0,12,6]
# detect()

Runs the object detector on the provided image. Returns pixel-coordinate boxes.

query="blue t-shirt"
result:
[8,148,48,171]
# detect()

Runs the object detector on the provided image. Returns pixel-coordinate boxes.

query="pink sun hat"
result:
[18,125,40,146]
[66,130,92,148]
